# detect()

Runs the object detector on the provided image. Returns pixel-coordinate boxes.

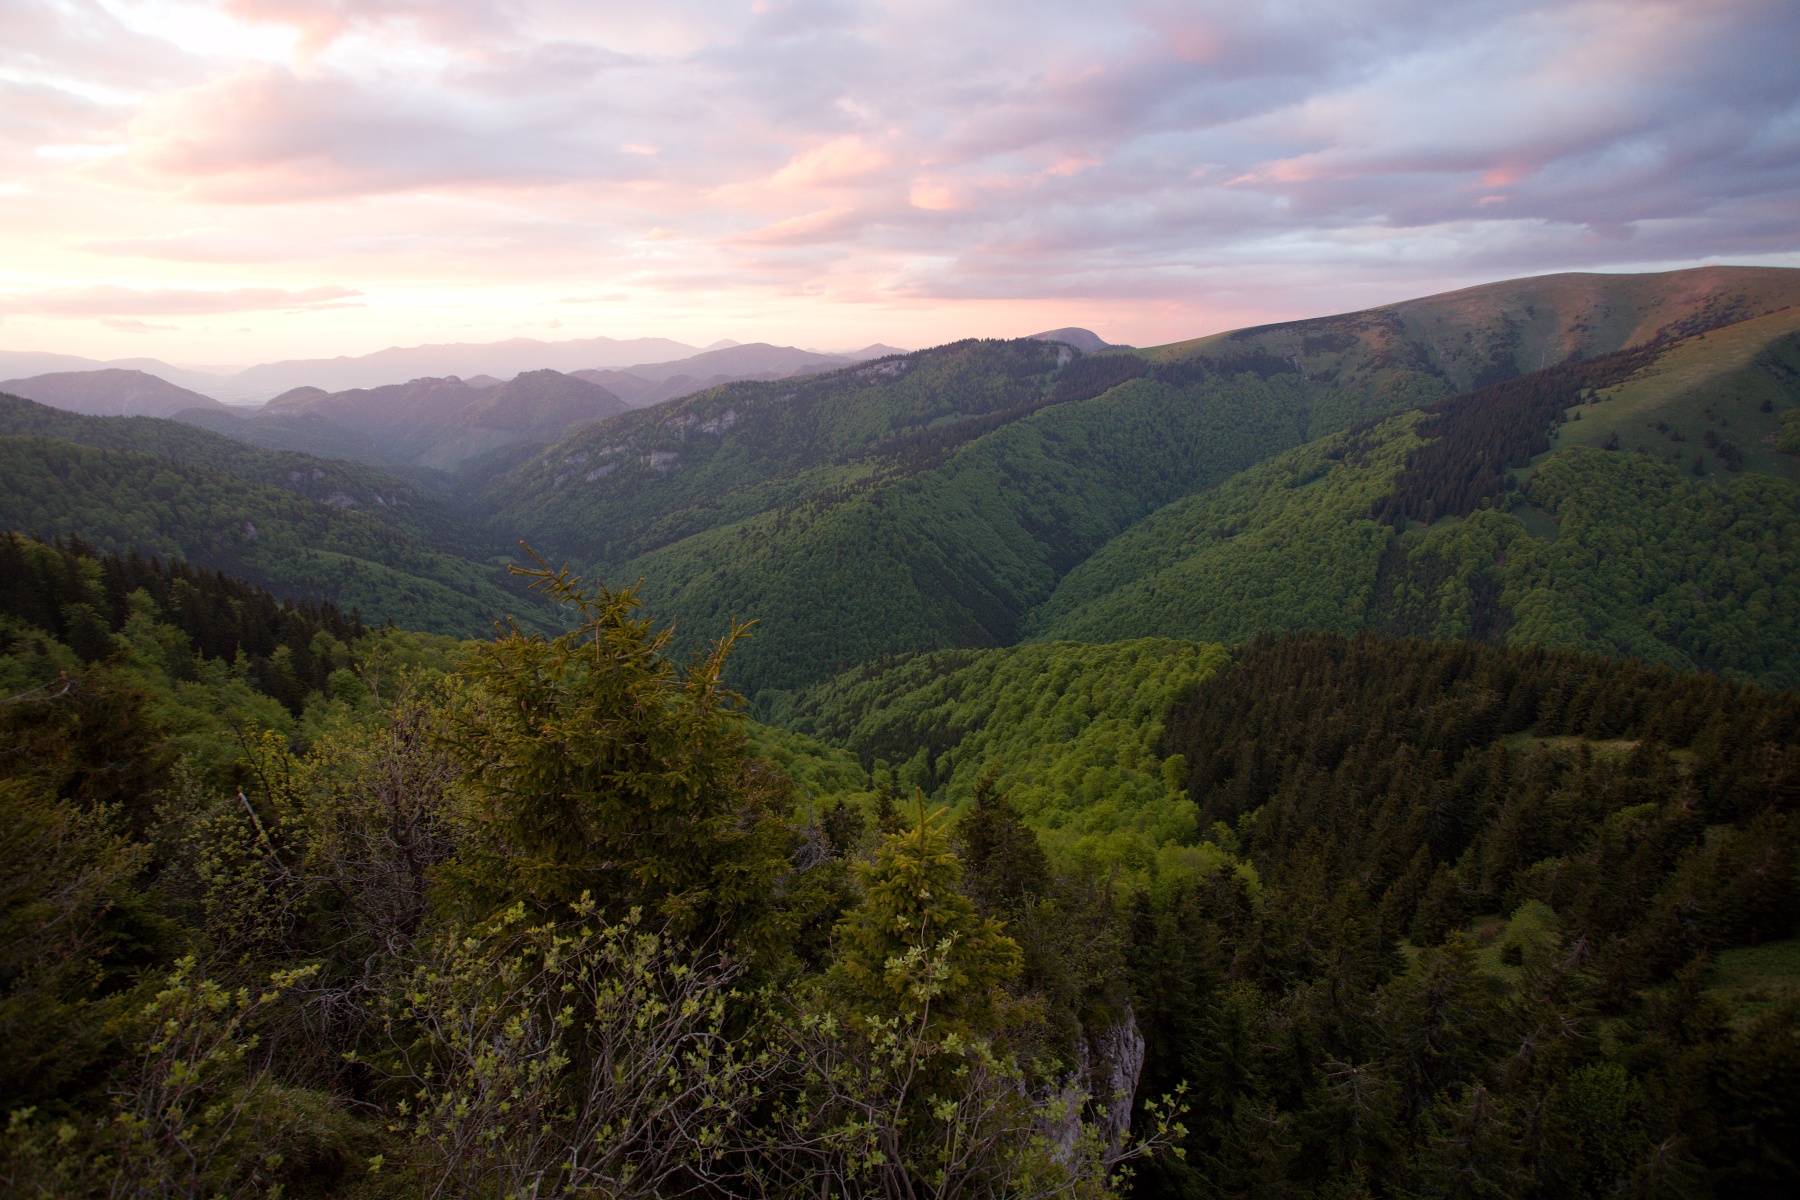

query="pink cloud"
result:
[770,137,892,189]
[0,0,1794,358]
[735,207,862,244]
[101,317,181,332]
[1,285,361,316]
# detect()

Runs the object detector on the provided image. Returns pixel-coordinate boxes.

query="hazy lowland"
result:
[5,266,1800,1198]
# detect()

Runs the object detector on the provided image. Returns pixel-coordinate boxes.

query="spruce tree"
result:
[830,798,1020,1032]
[437,556,790,949]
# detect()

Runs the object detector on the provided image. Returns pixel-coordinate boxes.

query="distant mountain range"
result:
[0,338,914,473]
[12,270,1791,696]
[0,334,910,408]
[170,369,630,473]
[0,368,233,419]
[571,341,908,408]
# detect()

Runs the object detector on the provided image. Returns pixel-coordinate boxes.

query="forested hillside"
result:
[0,557,1183,1199]
[0,393,483,552]
[1131,633,1800,1198]
[782,638,1232,868]
[1031,309,1800,689]
[454,267,1800,698]
[486,339,1314,696]
[0,436,552,636]
[765,630,1800,1199]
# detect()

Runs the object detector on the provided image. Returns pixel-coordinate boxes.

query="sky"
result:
[2,0,1798,366]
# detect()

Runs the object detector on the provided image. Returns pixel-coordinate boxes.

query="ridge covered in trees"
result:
[0,433,554,637]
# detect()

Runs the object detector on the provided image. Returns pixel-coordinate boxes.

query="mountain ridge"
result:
[476,265,1800,695]
[0,368,234,419]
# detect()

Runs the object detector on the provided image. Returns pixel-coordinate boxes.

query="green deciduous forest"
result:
[4,541,1796,1199]
[0,554,1184,1199]
[782,638,1233,872]
[4,266,1800,1198]
[1033,427,1800,689]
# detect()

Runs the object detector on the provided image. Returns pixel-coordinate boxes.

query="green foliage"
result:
[3,531,365,714]
[786,638,1234,871]
[1779,407,1800,453]
[1032,414,1800,689]
[0,779,153,1111]
[1424,448,1800,687]
[830,805,1021,1028]
[483,339,1306,694]
[362,900,763,1199]
[436,559,793,948]
[0,435,549,636]
[487,339,1074,564]
[742,719,870,808]
[617,370,1303,694]
[1121,631,1800,1198]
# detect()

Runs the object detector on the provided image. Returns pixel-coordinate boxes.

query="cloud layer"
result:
[3,0,1796,358]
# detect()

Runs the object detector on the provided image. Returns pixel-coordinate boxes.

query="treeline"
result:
[1371,342,1664,528]
[1128,631,1799,1198]
[2,532,364,714]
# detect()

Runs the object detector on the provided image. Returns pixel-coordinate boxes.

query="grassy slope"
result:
[0,435,551,637]
[1547,306,1800,482]
[1144,265,1800,433]
[784,638,1231,870]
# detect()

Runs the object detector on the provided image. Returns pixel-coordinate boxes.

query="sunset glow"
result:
[4,0,1797,364]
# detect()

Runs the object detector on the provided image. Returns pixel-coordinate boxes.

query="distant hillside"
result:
[0,351,237,396]
[486,339,1312,697]
[1135,264,1800,436]
[571,341,886,408]
[0,369,232,418]
[1028,328,1125,353]
[208,334,701,402]
[183,369,628,472]
[0,434,551,637]
[0,392,483,553]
